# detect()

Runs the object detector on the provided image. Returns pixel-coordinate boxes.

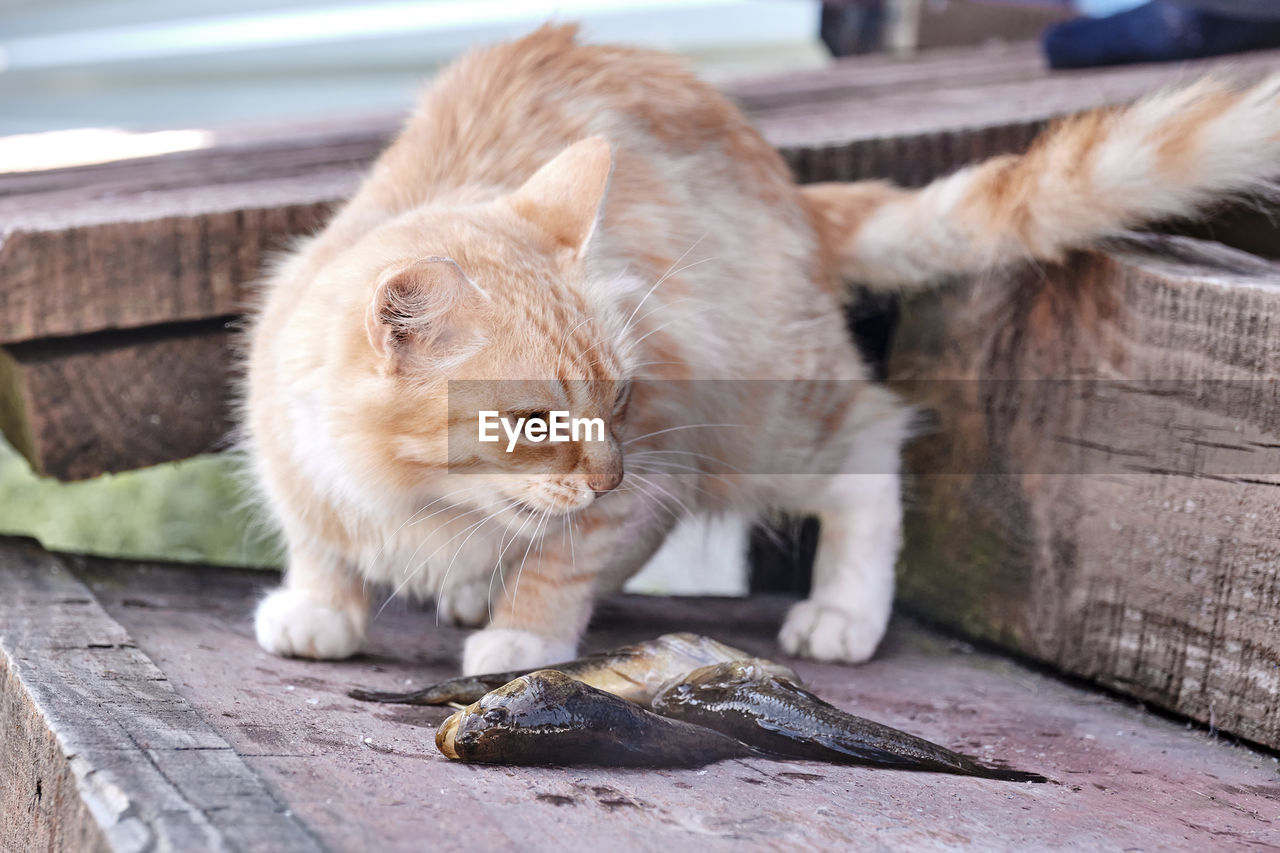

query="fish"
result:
[650,660,1049,783]
[435,669,757,767]
[350,632,790,706]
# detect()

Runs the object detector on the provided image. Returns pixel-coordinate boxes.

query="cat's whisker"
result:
[376,499,514,620]
[566,512,578,582]
[576,254,717,369]
[629,459,727,485]
[508,507,552,611]
[407,486,496,526]
[377,496,513,620]
[627,447,748,475]
[626,471,696,523]
[623,292,702,342]
[391,495,505,597]
[625,454,746,495]
[431,498,521,625]
[370,483,484,569]
[627,461,721,501]
[616,236,710,339]
[627,461,726,507]
[626,302,721,350]
[624,477,683,526]
[623,422,746,447]
[486,501,545,621]
[555,314,596,375]
[627,359,687,371]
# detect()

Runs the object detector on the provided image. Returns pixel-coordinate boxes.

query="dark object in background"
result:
[748,517,819,594]
[1044,1,1280,69]
[822,0,887,56]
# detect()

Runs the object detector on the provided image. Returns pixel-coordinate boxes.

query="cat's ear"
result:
[507,136,612,257]
[365,256,487,367]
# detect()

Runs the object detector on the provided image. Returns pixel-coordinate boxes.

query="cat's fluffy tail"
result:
[803,73,1280,288]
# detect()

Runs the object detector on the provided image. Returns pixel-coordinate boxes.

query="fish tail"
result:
[971,765,1052,784]
[347,685,445,704]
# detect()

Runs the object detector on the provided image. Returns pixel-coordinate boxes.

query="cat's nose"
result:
[586,465,623,495]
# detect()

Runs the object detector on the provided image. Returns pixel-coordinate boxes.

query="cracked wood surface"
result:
[57,548,1280,852]
[889,238,1280,751]
[0,538,322,852]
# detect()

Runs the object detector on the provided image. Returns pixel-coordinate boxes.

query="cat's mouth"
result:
[508,497,588,518]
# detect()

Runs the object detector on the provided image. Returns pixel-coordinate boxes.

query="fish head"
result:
[435,669,584,761]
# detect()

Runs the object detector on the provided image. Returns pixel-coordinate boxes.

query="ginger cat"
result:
[245,25,1280,674]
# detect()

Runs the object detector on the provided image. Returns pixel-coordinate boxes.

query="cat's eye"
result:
[613,381,632,413]
[522,410,550,428]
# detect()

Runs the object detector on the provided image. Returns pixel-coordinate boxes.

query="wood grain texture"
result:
[0,323,236,480]
[0,179,346,346]
[0,537,323,852]
[888,239,1280,749]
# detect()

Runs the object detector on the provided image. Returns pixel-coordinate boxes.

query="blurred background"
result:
[0,1,826,136]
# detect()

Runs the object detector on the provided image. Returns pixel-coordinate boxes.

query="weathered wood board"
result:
[0,180,343,346]
[0,323,235,480]
[888,238,1280,750]
[5,541,1277,851]
[0,537,321,852]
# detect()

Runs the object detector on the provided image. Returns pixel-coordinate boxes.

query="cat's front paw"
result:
[778,600,886,664]
[255,588,366,659]
[462,628,575,675]
[436,579,490,628]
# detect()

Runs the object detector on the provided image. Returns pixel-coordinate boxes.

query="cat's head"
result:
[327,137,632,521]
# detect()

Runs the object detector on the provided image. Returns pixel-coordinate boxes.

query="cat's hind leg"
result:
[255,540,370,659]
[777,388,910,663]
[777,473,901,662]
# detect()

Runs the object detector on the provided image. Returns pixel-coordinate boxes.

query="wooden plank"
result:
[56,552,1280,852]
[3,48,1278,347]
[0,176,347,346]
[755,48,1280,148]
[0,322,235,480]
[888,237,1280,749]
[0,537,323,852]
[726,41,1049,110]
